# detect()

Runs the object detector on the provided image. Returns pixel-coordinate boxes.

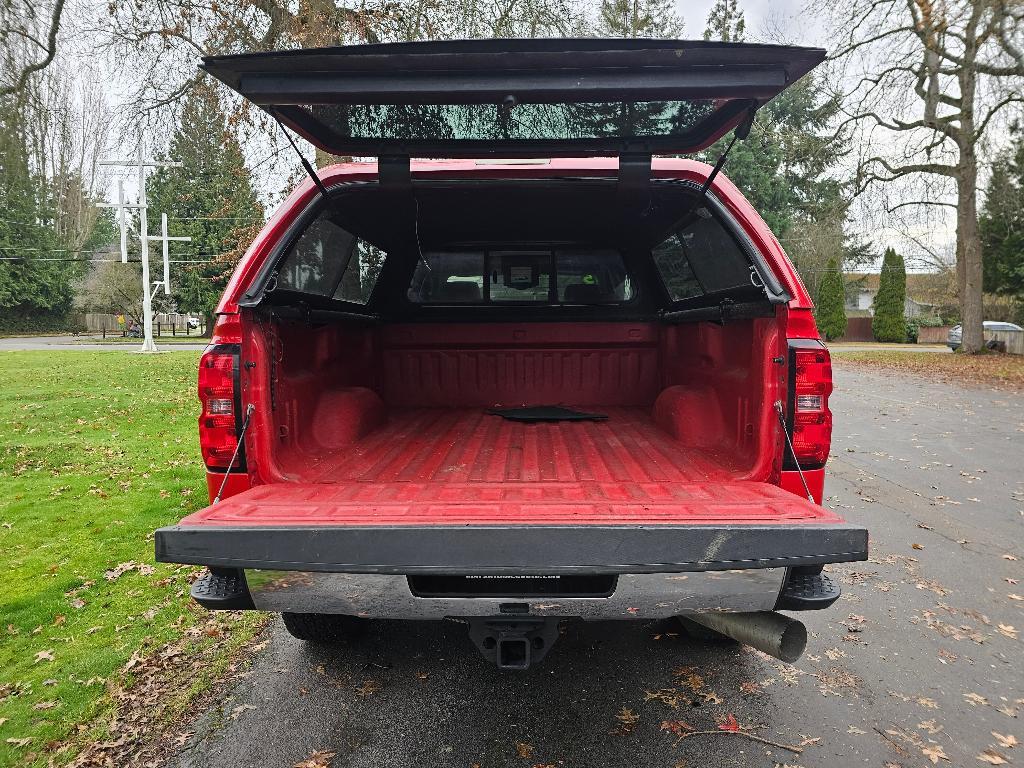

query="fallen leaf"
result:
[293,750,336,768]
[53,615,65,626]
[965,692,989,706]
[611,708,640,734]
[33,701,56,711]
[912,543,925,550]
[644,688,685,709]
[976,749,1009,764]
[717,713,740,732]
[5,738,31,747]
[1003,554,1019,561]
[228,704,255,720]
[996,624,1018,640]
[922,743,950,763]
[615,708,640,725]
[1009,594,1023,601]
[991,732,1017,749]
[660,720,695,737]
[355,680,379,697]
[515,741,534,759]
[33,649,54,663]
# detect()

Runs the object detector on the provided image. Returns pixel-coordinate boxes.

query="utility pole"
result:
[99,144,186,353]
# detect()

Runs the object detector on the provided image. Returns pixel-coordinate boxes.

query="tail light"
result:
[786,342,833,468]
[198,335,245,471]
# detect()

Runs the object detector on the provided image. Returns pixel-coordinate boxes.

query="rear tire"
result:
[676,615,738,644]
[281,612,367,643]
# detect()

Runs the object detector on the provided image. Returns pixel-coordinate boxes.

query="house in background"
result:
[844,272,954,318]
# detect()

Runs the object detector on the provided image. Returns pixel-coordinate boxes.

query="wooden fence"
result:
[989,330,1024,355]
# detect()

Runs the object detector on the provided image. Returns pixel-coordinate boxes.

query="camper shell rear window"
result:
[252,179,785,316]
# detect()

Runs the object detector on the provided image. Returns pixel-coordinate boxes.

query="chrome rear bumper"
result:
[245,568,787,619]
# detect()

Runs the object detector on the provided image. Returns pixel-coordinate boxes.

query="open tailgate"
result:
[201,38,826,159]
[156,480,866,575]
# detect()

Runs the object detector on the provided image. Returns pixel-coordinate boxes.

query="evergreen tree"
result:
[598,0,684,37]
[980,133,1024,321]
[0,96,77,329]
[872,247,907,342]
[815,257,847,341]
[148,84,263,328]
[703,0,745,41]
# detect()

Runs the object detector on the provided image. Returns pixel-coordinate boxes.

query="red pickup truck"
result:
[156,39,868,669]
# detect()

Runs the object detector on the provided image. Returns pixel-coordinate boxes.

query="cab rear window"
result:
[407,249,633,305]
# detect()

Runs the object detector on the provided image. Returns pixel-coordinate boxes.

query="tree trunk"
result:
[956,170,985,353]
[955,57,985,354]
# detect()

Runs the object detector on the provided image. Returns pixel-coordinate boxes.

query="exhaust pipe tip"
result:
[774,617,807,663]
[682,611,807,663]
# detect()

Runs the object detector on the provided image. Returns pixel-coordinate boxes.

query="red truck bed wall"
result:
[379,323,661,407]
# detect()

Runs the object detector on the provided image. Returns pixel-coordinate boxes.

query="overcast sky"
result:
[93,0,956,271]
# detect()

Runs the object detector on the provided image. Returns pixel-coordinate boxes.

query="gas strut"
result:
[774,400,814,503]
[275,118,331,202]
[213,403,255,504]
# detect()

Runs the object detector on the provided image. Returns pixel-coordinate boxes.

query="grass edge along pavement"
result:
[0,350,260,767]
[833,349,1024,391]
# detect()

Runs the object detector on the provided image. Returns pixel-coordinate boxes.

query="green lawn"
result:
[0,352,261,766]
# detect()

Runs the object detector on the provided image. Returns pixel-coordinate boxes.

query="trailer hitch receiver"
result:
[467,617,560,670]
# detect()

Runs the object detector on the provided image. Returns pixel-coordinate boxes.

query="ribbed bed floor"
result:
[181,409,850,527]
[309,407,739,484]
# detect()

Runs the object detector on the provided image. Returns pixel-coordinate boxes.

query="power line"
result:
[0,256,223,263]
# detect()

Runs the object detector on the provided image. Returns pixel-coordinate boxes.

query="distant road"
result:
[0,335,206,352]
[828,342,951,353]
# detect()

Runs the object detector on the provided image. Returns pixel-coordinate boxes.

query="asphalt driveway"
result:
[169,364,1023,768]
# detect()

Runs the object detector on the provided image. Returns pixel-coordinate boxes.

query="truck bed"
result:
[163,405,867,572]
[301,406,744,485]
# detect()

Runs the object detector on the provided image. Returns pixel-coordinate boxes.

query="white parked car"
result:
[947,321,1023,349]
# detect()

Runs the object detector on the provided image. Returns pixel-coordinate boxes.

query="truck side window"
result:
[652,207,752,301]
[276,212,384,305]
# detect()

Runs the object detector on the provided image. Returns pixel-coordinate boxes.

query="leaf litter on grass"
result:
[0,351,263,767]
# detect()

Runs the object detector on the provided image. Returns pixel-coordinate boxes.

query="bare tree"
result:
[23,63,112,252]
[96,0,587,116]
[0,0,66,96]
[75,258,175,324]
[823,0,1024,352]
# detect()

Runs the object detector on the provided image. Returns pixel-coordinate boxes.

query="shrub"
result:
[815,257,848,340]
[872,247,907,342]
